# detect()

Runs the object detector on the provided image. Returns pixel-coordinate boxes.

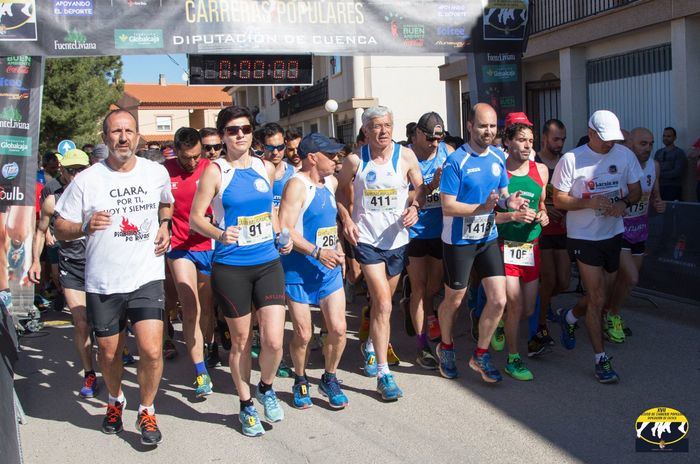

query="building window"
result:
[330,56,342,76]
[156,116,172,132]
[310,123,318,133]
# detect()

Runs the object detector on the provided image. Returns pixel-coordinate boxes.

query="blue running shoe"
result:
[436,344,458,379]
[79,372,99,398]
[319,374,348,409]
[361,341,377,377]
[559,309,577,350]
[468,351,502,383]
[239,405,265,437]
[595,355,620,384]
[376,373,403,401]
[255,387,284,422]
[195,373,213,398]
[292,381,313,409]
[122,347,136,366]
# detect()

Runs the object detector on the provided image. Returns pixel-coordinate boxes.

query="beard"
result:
[111,148,134,163]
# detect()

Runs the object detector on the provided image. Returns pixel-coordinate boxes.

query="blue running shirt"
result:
[410,142,449,239]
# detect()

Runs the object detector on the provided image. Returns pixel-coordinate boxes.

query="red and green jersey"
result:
[497,160,544,243]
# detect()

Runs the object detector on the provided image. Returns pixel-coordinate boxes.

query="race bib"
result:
[462,214,494,241]
[425,187,441,209]
[626,192,650,218]
[237,212,273,246]
[363,188,398,212]
[593,189,621,216]
[503,240,535,266]
[316,225,338,249]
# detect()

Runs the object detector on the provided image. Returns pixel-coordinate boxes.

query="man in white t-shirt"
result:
[55,110,174,446]
[551,110,642,384]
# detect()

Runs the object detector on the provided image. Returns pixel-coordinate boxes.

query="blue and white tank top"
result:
[410,142,449,240]
[272,162,295,207]
[352,143,410,250]
[211,157,278,266]
[281,174,340,284]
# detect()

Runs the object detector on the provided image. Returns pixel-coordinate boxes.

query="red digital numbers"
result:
[253,60,265,79]
[272,60,285,79]
[219,59,231,79]
[239,60,251,79]
[287,60,299,79]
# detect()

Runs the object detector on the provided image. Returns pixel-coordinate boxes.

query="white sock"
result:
[108,393,125,405]
[565,309,578,325]
[376,363,390,378]
[138,404,155,415]
[595,352,606,364]
[365,338,375,353]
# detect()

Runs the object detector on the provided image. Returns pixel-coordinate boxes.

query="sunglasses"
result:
[203,143,222,152]
[64,166,86,175]
[224,125,253,136]
[422,129,445,142]
[264,143,286,152]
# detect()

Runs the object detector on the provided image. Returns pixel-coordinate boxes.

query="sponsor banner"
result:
[0,1,528,56]
[473,51,524,125]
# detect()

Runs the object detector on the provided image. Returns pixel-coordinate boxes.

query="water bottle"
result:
[277,228,290,249]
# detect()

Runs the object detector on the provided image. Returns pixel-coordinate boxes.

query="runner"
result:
[54,109,174,445]
[28,149,96,396]
[285,128,303,170]
[278,133,349,409]
[604,127,665,342]
[336,105,425,401]
[405,112,452,369]
[164,127,215,398]
[200,127,223,160]
[495,123,549,380]
[435,103,527,383]
[533,119,569,354]
[552,110,642,383]
[189,106,293,437]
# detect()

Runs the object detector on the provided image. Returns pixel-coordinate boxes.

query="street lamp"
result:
[325,99,338,139]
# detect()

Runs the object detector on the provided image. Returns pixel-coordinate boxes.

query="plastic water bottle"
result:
[277,228,290,249]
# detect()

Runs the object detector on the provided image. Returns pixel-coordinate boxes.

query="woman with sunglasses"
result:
[190,106,293,437]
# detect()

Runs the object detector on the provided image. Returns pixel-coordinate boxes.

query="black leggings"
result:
[442,240,504,290]
[211,260,285,318]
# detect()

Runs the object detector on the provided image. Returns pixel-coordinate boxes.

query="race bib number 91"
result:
[237,212,273,246]
[364,188,398,212]
[316,226,338,249]
[503,241,535,266]
[462,214,494,241]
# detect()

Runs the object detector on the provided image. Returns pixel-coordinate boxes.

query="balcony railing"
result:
[279,78,328,118]
[530,0,640,35]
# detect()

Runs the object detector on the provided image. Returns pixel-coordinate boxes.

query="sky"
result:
[122,54,189,84]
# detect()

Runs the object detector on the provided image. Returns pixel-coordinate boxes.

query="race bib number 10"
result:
[364,188,398,212]
[503,241,535,266]
[316,226,338,249]
[237,212,273,246]
[462,214,494,240]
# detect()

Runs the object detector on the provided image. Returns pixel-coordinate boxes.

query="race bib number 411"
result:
[462,214,494,241]
[363,188,398,212]
[237,212,273,246]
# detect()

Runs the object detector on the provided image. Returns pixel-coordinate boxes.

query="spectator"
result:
[284,128,303,168]
[147,142,161,151]
[653,127,686,201]
[406,122,417,146]
[81,144,94,156]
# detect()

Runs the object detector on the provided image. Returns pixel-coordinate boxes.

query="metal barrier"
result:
[530,0,640,35]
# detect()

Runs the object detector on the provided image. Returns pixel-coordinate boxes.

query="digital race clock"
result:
[188,54,313,86]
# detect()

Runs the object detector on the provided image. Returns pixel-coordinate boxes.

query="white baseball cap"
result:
[588,110,624,142]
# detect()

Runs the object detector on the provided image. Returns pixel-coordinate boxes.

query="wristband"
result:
[218,230,226,242]
[81,218,90,234]
[497,197,508,210]
[159,217,172,232]
[311,245,319,259]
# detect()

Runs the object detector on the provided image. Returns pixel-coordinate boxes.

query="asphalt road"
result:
[14,291,698,463]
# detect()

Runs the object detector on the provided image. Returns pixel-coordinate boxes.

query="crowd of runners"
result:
[21,102,664,444]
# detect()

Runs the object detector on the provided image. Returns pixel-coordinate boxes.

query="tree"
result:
[40,56,123,154]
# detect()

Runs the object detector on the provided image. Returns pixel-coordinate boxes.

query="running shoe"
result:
[490,320,505,351]
[255,387,284,422]
[194,373,213,398]
[217,318,232,351]
[361,341,377,377]
[376,373,403,401]
[163,339,178,360]
[358,305,370,342]
[538,326,556,346]
[595,355,620,384]
[469,308,479,342]
[136,409,163,446]
[605,313,625,343]
[427,314,441,342]
[505,356,534,381]
[251,327,261,359]
[292,380,313,409]
[468,351,502,383]
[547,306,560,323]
[436,344,458,379]
[101,400,125,434]
[122,347,136,366]
[79,372,99,398]
[276,359,293,378]
[319,375,348,409]
[527,335,549,358]
[400,274,415,337]
[559,309,577,350]
[415,346,438,370]
[34,293,50,311]
[387,343,401,366]
[239,405,265,437]
[7,241,25,276]
[205,343,221,368]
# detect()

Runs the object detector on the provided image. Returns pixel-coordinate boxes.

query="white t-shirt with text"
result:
[55,157,174,294]
[551,143,642,241]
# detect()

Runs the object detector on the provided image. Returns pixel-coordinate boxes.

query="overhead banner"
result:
[0,0,529,57]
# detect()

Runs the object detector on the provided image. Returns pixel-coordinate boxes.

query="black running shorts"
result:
[442,239,504,290]
[567,234,622,273]
[407,238,443,260]
[211,259,286,318]
[58,255,85,292]
[87,280,164,338]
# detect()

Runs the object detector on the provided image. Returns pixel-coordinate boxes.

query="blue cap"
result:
[298,133,345,159]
